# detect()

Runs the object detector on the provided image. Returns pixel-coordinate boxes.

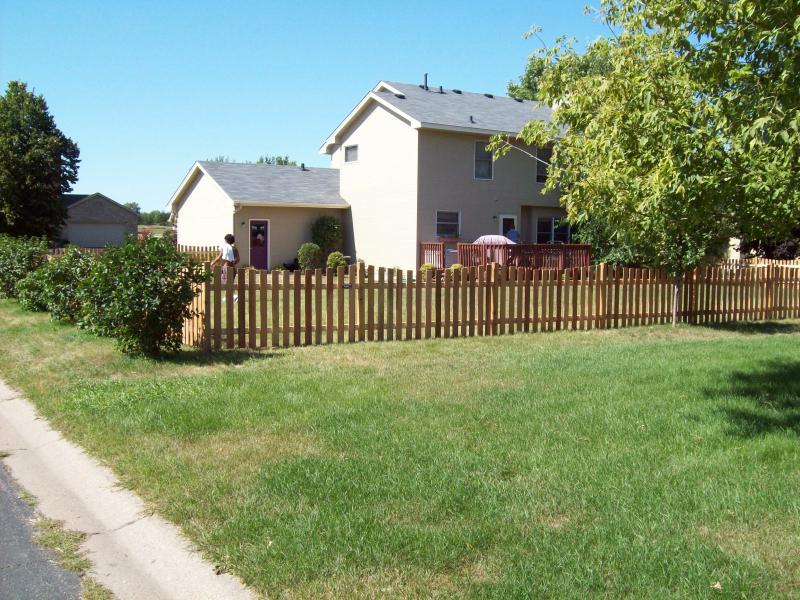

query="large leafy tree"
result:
[0,81,80,239]
[493,1,800,323]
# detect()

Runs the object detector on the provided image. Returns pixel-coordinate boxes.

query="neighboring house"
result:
[169,161,347,269]
[61,193,138,247]
[170,79,563,269]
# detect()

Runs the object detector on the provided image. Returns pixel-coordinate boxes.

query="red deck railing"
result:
[456,243,591,269]
[419,242,446,268]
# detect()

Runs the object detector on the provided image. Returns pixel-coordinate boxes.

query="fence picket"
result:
[444,269,452,339]
[271,270,279,348]
[348,265,356,343]
[282,270,290,347]
[424,269,433,339]
[313,269,322,345]
[377,267,385,342]
[225,267,235,348]
[213,267,222,350]
[337,266,345,343]
[248,269,257,349]
[367,265,375,342]
[406,269,413,340]
[326,268,334,344]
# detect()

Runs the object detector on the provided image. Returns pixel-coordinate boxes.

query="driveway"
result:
[0,462,80,600]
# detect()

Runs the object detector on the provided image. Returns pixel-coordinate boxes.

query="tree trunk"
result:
[672,274,683,327]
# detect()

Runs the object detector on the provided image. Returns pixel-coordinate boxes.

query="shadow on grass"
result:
[700,320,800,335]
[162,348,280,366]
[706,360,800,437]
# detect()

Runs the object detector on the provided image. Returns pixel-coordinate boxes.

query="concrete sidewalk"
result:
[0,381,256,600]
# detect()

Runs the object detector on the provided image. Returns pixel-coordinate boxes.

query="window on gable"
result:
[536,146,552,183]
[344,145,358,162]
[436,211,460,238]
[474,142,493,180]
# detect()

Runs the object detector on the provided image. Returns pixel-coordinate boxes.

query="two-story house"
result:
[170,79,566,270]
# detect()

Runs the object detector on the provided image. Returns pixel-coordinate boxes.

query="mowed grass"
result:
[1,300,799,598]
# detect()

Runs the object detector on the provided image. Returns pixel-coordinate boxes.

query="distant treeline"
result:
[124,203,170,226]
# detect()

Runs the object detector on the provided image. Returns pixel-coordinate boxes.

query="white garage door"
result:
[65,224,130,248]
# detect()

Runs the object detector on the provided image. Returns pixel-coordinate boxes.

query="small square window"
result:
[536,146,552,183]
[436,211,460,238]
[475,142,493,180]
[344,145,358,162]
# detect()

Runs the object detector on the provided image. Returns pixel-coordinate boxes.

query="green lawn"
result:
[1,299,799,598]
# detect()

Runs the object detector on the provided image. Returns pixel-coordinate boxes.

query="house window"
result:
[436,211,460,238]
[536,146,552,183]
[474,142,493,180]
[344,145,358,162]
[537,217,571,243]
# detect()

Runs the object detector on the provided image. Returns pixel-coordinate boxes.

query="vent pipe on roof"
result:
[300,163,306,171]
[423,73,428,91]
[439,85,443,93]
[469,115,475,123]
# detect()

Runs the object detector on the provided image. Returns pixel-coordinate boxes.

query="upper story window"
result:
[537,217,571,244]
[474,142,493,180]
[344,145,358,163]
[436,211,460,238]
[536,146,552,183]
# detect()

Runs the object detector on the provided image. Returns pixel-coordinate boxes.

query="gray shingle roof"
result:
[376,81,553,134]
[62,194,89,208]
[197,161,346,206]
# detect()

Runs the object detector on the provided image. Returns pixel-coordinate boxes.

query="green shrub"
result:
[311,216,342,255]
[450,263,463,272]
[78,236,208,356]
[297,242,323,271]
[0,235,49,298]
[419,262,436,276]
[16,267,49,311]
[44,247,96,321]
[326,251,347,270]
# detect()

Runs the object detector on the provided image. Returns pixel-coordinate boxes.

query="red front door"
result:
[249,221,269,269]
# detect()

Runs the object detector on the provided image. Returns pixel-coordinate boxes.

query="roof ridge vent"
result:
[453,89,462,94]
[484,93,494,98]
[394,93,406,99]
[513,97,523,103]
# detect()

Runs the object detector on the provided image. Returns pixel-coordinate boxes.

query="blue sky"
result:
[1,1,606,211]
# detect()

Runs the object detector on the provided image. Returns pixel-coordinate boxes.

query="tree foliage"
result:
[0,81,79,239]
[311,215,342,256]
[0,234,49,297]
[493,0,800,284]
[208,154,297,166]
[138,209,170,225]
[123,202,141,216]
[256,155,297,166]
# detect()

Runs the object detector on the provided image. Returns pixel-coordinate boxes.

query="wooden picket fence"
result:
[176,244,219,262]
[183,262,800,350]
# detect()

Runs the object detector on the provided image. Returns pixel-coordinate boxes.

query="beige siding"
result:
[234,206,344,269]
[175,171,234,246]
[330,103,419,269]
[416,130,563,244]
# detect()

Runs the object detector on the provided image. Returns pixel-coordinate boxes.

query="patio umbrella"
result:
[472,235,516,265]
[473,234,516,244]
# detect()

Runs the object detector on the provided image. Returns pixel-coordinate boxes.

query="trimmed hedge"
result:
[326,251,347,270]
[78,236,208,356]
